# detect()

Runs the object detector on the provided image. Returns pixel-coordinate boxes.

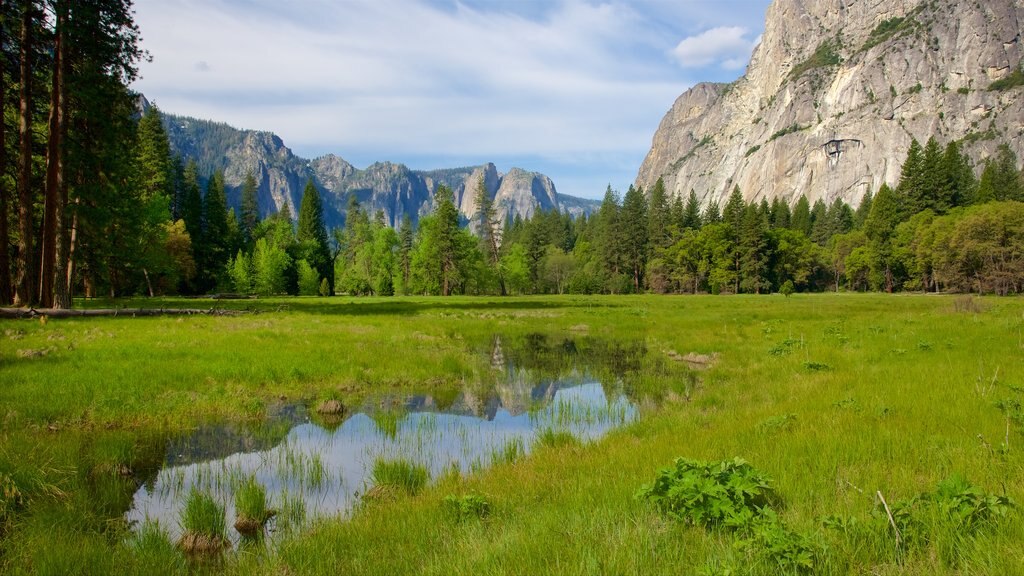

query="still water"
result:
[126,338,642,542]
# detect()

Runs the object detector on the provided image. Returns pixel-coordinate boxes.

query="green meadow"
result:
[1,294,1023,574]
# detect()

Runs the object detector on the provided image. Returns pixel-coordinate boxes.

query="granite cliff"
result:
[637,0,1024,207]
[155,109,598,229]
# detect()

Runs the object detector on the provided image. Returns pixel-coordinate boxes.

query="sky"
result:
[132,0,772,200]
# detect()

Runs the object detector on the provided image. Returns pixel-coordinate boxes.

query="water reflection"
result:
[126,374,637,543]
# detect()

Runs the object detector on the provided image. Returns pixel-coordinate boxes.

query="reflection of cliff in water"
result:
[154,334,646,468]
[369,334,647,419]
[162,403,311,467]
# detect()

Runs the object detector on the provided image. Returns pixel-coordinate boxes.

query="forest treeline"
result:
[3,3,1023,305]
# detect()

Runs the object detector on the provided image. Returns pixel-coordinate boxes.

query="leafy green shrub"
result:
[880,475,1015,550]
[371,458,429,495]
[635,457,778,529]
[737,510,822,575]
[443,492,491,522]
[803,361,832,372]
[745,145,761,158]
[779,280,795,297]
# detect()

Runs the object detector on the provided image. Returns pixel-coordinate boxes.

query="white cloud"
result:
[671,26,758,70]
[132,0,771,198]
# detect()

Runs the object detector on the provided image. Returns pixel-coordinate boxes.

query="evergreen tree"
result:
[863,183,903,292]
[723,185,746,234]
[621,184,649,292]
[976,144,1022,203]
[595,186,622,279]
[770,197,792,229]
[670,193,686,232]
[896,138,924,218]
[702,201,722,225]
[181,160,203,250]
[683,190,702,230]
[240,170,260,248]
[647,178,671,251]
[809,199,830,245]
[297,179,332,292]
[430,184,462,296]
[202,170,230,289]
[940,141,974,208]
[854,190,873,229]
[790,195,812,235]
[135,105,174,207]
[474,178,505,295]
[738,205,770,293]
[398,214,413,293]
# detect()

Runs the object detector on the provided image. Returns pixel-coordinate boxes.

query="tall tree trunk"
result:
[40,0,66,308]
[0,40,12,305]
[13,0,35,307]
[48,2,70,307]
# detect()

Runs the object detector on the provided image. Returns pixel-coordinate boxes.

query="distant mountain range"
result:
[142,98,599,229]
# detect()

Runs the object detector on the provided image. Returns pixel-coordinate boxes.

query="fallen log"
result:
[0,307,245,319]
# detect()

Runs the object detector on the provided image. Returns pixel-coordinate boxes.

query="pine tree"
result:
[670,194,686,231]
[896,139,924,218]
[202,171,231,287]
[398,214,413,293]
[181,160,203,248]
[854,190,873,229]
[976,144,1022,203]
[474,177,505,295]
[863,183,903,292]
[647,178,670,252]
[723,185,746,235]
[940,141,974,208]
[790,195,812,235]
[738,205,770,294]
[240,170,260,248]
[297,179,332,292]
[683,190,702,230]
[621,184,649,292]
[702,201,722,225]
[596,186,622,278]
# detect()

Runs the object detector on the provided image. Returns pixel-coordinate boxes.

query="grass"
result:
[179,489,228,554]
[370,458,429,496]
[1,294,1023,574]
[233,477,270,535]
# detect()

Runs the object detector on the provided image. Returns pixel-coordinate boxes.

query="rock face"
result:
[636,0,1024,208]
[160,112,598,229]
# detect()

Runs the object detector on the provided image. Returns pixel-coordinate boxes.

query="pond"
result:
[125,335,644,544]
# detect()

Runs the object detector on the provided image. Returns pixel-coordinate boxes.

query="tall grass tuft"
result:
[233,476,272,536]
[178,489,227,555]
[370,458,429,496]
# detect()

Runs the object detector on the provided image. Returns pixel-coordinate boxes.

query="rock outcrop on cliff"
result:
[636,0,1024,208]
[158,111,598,229]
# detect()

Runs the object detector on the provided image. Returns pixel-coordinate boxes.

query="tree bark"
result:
[13,0,35,307]
[40,0,66,308]
[50,1,70,309]
[0,32,12,305]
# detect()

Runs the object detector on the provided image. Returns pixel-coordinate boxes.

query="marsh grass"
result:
[370,458,429,496]
[233,477,271,535]
[2,294,1024,574]
[178,489,227,554]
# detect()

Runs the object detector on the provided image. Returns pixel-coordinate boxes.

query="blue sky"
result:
[132,0,772,199]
